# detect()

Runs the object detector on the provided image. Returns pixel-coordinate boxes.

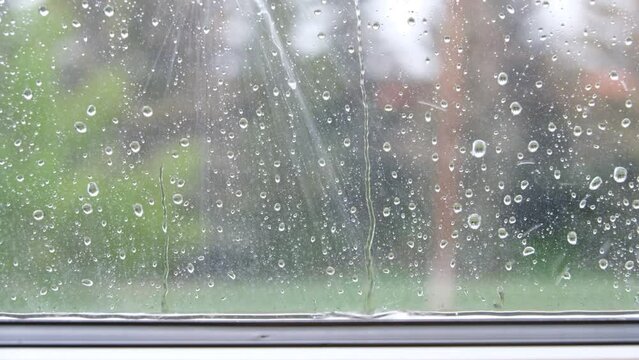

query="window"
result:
[1,0,639,329]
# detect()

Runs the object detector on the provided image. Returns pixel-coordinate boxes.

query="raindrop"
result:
[133,203,144,217]
[32,209,44,221]
[239,117,249,129]
[343,138,351,147]
[179,138,190,148]
[186,263,195,273]
[522,246,535,256]
[498,228,508,239]
[527,140,539,153]
[141,105,153,117]
[172,194,183,205]
[322,91,331,100]
[609,71,619,81]
[624,261,635,270]
[598,258,608,270]
[74,121,87,134]
[382,142,391,152]
[613,166,627,183]
[471,139,486,158]
[23,88,33,100]
[103,4,114,17]
[82,203,93,215]
[567,231,577,245]
[277,259,286,268]
[621,118,631,128]
[326,266,335,275]
[589,176,602,190]
[86,104,96,117]
[129,141,141,153]
[407,17,415,25]
[497,72,508,85]
[87,182,99,197]
[468,213,481,229]
[39,6,49,16]
[81,279,94,287]
[510,101,522,115]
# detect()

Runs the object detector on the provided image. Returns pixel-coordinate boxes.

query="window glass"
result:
[1,0,638,314]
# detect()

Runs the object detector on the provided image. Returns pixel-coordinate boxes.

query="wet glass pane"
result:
[1,0,638,315]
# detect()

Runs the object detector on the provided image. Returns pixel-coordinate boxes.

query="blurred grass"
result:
[1,272,636,314]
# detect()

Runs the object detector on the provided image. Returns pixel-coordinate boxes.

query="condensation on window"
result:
[0,0,638,315]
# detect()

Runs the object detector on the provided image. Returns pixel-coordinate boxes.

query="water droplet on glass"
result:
[407,17,415,25]
[510,101,522,115]
[613,166,627,183]
[74,121,87,134]
[326,266,335,275]
[87,182,99,197]
[609,70,619,81]
[186,263,195,273]
[621,118,631,128]
[277,259,286,268]
[598,258,608,270]
[82,203,93,215]
[172,193,183,205]
[103,5,114,17]
[384,104,393,112]
[343,138,351,147]
[239,117,248,129]
[129,141,141,153]
[141,105,153,117]
[624,260,635,270]
[497,72,508,85]
[589,176,602,190]
[86,104,96,117]
[23,88,33,100]
[468,213,481,229]
[527,140,539,153]
[33,209,44,221]
[522,246,535,256]
[382,142,391,152]
[133,203,144,217]
[471,139,486,158]
[567,231,577,245]
[81,279,93,287]
[179,138,190,148]
[322,91,330,101]
[498,228,508,239]
[506,4,515,14]
[39,6,49,16]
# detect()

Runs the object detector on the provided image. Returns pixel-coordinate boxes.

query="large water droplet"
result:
[598,258,608,270]
[81,279,94,287]
[239,117,249,129]
[87,182,99,197]
[471,139,486,158]
[39,6,49,16]
[74,121,87,134]
[613,166,627,183]
[567,231,577,245]
[510,101,522,115]
[468,213,481,229]
[522,246,535,256]
[86,104,96,117]
[129,141,141,153]
[133,203,144,217]
[32,209,44,221]
[103,4,114,17]
[527,140,539,153]
[382,142,391,152]
[589,176,602,190]
[172,193,183,205]
[23,88,33,100]
[326,266,335,275]
[497,72,508,85]
[141,105,153,118]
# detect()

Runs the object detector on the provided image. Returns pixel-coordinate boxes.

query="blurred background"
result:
[1,0,639,314]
